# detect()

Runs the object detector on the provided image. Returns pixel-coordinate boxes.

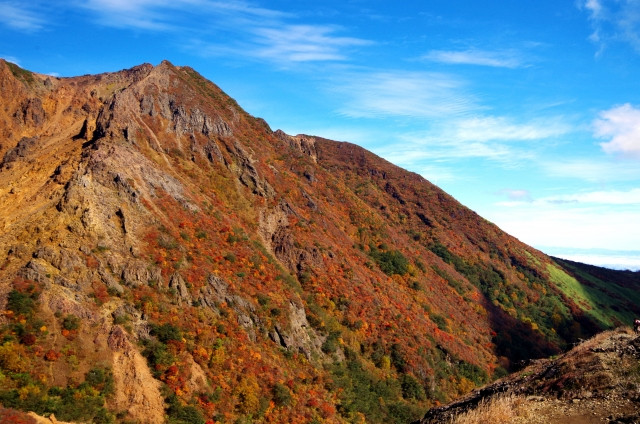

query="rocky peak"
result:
[274,129,318,162]
[2,61,640,424]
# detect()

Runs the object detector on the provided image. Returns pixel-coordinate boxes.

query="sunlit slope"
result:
[1,59,638,423]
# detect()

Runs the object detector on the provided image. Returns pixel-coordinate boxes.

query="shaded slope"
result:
[0,59,639,423]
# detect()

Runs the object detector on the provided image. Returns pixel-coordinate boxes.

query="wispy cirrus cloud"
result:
[422,48,524,68]
[390,115,569,162]
[82,0,199,30]
[593,103,640,159]
[0,2,45,32]
[452,116,572,142]
[546,187,640,205]
[366,118,567,181]
[580,0,640,55]
[543,157,640,182]
[496,189,532,202]
[81,0,370,63]
[0,54,20,65]
[252,25,371,62]
[334,71,475,119]
[82,0,289,30]
[498,187,640,207]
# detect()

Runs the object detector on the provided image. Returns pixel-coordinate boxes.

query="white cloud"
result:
[553,187,640,204]
[252,25,371,62]
[334,71,475,118]
[540,247,640,270]
[81,0,370,63]
[423,49,523,68]
[585,0,603,16]
[375,115,570,168]
[491,186,640,259]
[452,116,572,142]
[0,2,44,32]
[0,55,20,65]
[581,0,640,54]
[496,189,532,202]
[82,0,180,29]
[555,253,640,270]
[499,187,640,207]
[487,204,640,251]
[543,157,640,182]
[594,103,640,159]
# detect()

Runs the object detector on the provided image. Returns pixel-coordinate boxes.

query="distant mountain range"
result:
[1,59,639,423]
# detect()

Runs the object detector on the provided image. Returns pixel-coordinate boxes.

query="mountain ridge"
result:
[1,59,639,423]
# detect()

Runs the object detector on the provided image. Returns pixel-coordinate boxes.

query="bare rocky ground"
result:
[417,327,640,424]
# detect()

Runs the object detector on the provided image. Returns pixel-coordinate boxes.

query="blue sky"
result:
[1,0,640,269]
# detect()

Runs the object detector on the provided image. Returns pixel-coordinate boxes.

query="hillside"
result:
[415,326,640,424]
[1,59,639,423]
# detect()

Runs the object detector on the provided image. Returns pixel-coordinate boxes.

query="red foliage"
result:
[19,333,36,346]
[0,407,37,424]
[11,278,41,296]
[44,349,60,361]
[85,255,99,269]
[92,281,110,304]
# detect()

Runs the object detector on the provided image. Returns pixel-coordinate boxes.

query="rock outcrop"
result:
[2,58,640,424]
[416,327,640,424]
[108,326,165,424]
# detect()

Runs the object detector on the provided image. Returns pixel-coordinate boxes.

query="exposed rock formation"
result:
[2,58,640,424]
[108,326,165,424]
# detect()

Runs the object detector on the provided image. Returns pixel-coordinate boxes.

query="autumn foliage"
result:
[1,59,639,424]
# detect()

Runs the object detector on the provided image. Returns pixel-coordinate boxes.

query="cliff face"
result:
[1,59,639,423]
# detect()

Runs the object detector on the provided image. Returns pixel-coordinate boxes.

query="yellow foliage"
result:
[0,341,30,373]
[380,355,391,371]
[457,377,475,395]
[407,264,417,277]
[235,375,260,414]
[18,384,40,400]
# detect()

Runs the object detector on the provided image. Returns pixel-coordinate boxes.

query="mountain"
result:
[1,59,639,423]
[415,326,640,424]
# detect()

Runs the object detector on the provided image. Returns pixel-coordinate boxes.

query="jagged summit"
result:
[1,61,640,423]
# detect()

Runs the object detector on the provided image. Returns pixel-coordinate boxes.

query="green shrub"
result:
[85,367,114,396]
[400,374,426,400]
[322,331,341,354]
[165,390,205,424]
[456,361,488,385]
[269,308,281,317]
[390,343,408,373]
[272,383,292,406]
[329,358,422,423]
[257,293,270,306]
[62,314,80,331]
[150,323,182,343]
[142,340,175,375]
[7,290,36,317]
[430,314,448,332]
[369,246,409,276]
